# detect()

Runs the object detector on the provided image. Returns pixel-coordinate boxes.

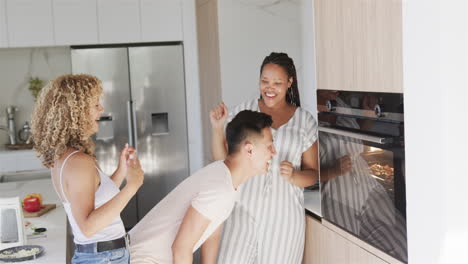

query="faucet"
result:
[0,106,18,145]
[0,125,14,145]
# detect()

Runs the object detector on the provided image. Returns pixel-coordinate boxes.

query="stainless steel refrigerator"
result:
[71,44,190,229]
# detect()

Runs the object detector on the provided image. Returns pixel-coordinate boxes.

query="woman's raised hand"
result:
[118,144,144,190]
[210,102,228,129]
[126,151,144,190]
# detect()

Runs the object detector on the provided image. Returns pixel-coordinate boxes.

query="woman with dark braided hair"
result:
[210,52,319,263]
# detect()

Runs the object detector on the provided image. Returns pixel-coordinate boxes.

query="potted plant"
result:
[28,77,43,101]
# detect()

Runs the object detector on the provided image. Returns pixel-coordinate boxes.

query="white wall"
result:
[403,0,468,263]
[217,0,303,108]
[299,0,317,116]
[0,47,71,146]
[182,0,204,173]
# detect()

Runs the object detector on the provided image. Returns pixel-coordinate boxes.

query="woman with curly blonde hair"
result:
[31,74,144,264]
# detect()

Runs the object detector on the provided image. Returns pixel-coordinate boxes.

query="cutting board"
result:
[23,204,56,218]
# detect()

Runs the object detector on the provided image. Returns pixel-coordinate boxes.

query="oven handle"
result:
[318,126,393,144]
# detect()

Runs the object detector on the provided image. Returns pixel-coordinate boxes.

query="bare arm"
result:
[172,206,211,264]
[66,153,143,238]
[320,155,352,183]
[211,128,227,161]
[201,224,222,264]
[210,102,229,161]
[281,141,319,188]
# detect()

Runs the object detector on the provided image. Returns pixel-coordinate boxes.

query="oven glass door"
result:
[319,125,407,263]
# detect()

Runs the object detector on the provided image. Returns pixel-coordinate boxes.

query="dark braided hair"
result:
[260,52,301,107]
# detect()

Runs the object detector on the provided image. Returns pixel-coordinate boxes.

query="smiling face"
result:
[248,127,276,176]
[88,94,104,136]
[259,63,293,108]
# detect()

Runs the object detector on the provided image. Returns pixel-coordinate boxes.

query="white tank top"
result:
[55,151,126,244]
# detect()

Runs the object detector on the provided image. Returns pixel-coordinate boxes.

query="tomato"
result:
[23,197,41,212]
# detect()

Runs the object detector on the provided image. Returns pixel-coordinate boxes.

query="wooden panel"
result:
[53,0,98,45]
[348,242,388,264]
[195,0,223,164]
[6,0,54,47]
[314,0,344,91]
[314,0,403,93]
[303,215,323,264]
[304,216,397,264]
[323,219,402,264]
[323,223,350,263]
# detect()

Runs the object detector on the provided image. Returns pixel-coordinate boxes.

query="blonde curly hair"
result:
[31,74,103,168]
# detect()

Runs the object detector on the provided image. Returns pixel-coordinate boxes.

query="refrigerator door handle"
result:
[131,101,138,150]
[127,101,135,147]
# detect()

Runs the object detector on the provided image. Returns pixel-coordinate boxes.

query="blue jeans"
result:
[71,247,130,264]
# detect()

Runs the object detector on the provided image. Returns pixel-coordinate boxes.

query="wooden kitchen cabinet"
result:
[97,0,141,44]
[52,0,98,45]
[314,0,403,93]
[140,0,183,42]
[6,0,55,47]
[303,215,348,264]
[303,215,398,264]
[0,0,7,47]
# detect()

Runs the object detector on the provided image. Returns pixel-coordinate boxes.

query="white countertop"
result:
[304,189,321,217]
[0,179,67,264]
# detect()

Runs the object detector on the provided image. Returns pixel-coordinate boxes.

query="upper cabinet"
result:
[97,0,141,44]
[6,0,54,47]
[314,0,403,93]
[140,0,182,42]
[53,0,98,45]
[0,0,184,48]
[0,0,7,47]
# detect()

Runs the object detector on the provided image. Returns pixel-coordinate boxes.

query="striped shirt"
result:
[218,98,318,264]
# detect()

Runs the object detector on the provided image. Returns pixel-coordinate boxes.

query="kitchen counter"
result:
[0,179,68,264]
[304,189,321,218]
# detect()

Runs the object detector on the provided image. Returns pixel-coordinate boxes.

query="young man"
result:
[129,110,276,264]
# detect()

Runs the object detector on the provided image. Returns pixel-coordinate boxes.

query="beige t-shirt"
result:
[129,161,237,264]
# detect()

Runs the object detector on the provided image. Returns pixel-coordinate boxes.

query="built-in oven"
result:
[317,90,407,263]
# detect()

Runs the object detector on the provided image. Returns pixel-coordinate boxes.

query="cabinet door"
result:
[97,0,140,43]
[53,0,98,45]
[140,0,182,42]
[303,216,323,264]
[314,0,344,92]
[303,215,350,264]
[6,0,54,47]
[303,216,392,264]
[0,0,7,47]
[314,0,403,93]
[348,243,388,264]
